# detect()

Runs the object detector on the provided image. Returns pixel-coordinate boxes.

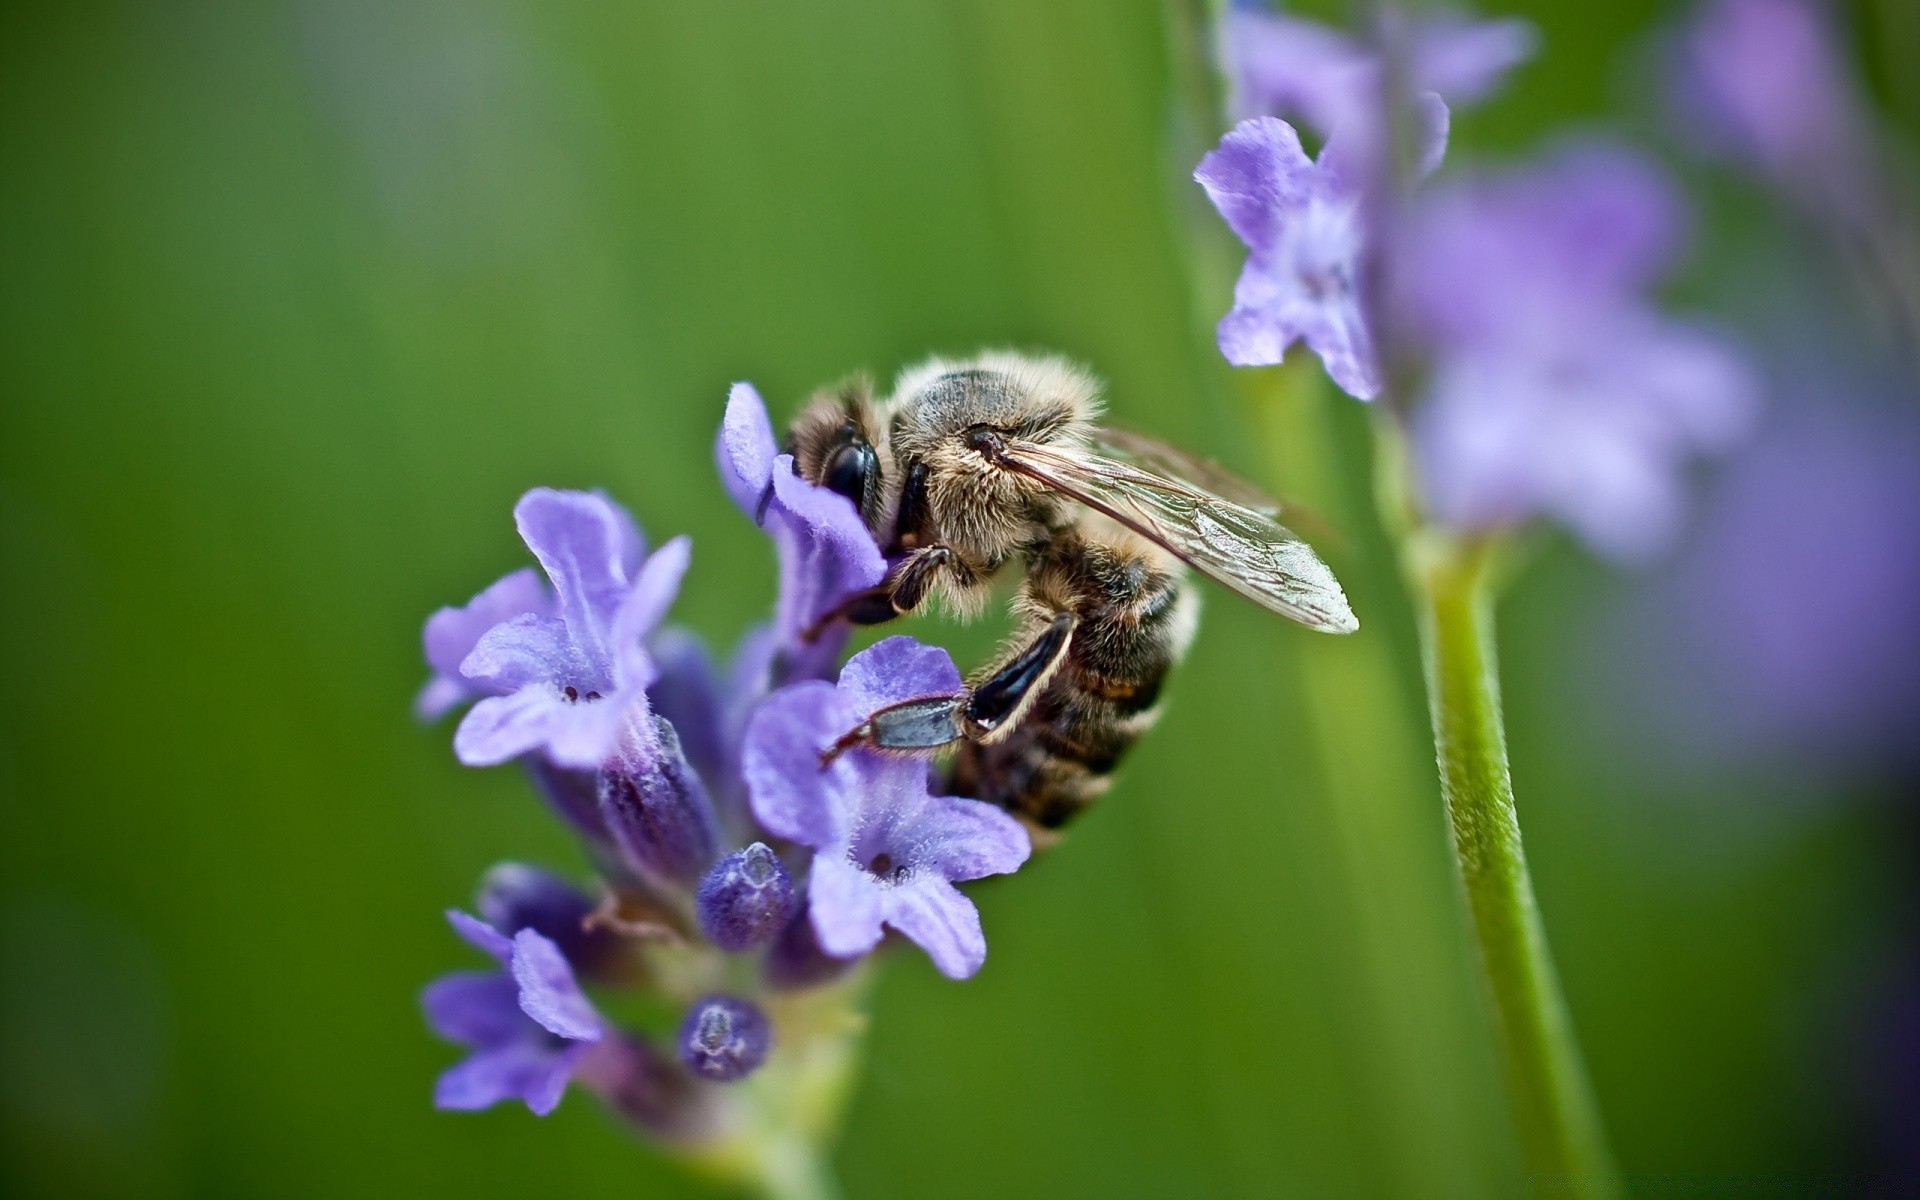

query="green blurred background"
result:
[3,1,1914,1196]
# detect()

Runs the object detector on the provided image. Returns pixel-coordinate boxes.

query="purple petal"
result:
[421,971,524,1046]
[460,614,583,694]
[907,796,1031,882]
[520,1043,589,1117]
[417,568,552,719]
[446,909,513,961]
[508,930,602,1043]
[413,677,469,724]
[805,854,887,961]
[1298,297,1382,401]
[719,382,779,515]
[454,682,633,771]
[1195,116,1316,257]
[1409,14,1538,105]
[741,681,856,848]
[434,1041,579,1114]
[1217,291,1302,368]
[837,636,965,713]
[765,456,888,669]
[514,489,643,656]
[452,687,569,768]
[879,876,988,980]
[605,536,690,701]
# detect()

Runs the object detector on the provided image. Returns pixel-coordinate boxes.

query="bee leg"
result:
[801,545,961,641]
[821,613,1076,764]
[958,612,1076,742]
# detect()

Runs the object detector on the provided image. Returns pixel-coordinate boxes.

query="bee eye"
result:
[822,440,878,511]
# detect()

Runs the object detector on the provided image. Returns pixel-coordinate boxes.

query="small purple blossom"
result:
[475,863,626,983]
[717,383,887,682]
[422,911,604,1115]
[1219,5,1535,132]
[1667,0,1870,203]
[1196,104,1448,399]
[415,567,551,721]
[453,488,690,770]
[742,637,1030,980]
[677,995,772,1082]
[695,843,798,953]
[1398,143,1758,558]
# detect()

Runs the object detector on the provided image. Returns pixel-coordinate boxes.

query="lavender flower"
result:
[453,488,691,770]
[475,862,627,982]
[422,911,604,1115]
[695,843,798,953]
[1196,103,1448,398]
[677,996,772,1082]
[742,637,1031,980]
[1398,143,1757,558]
[717,383,887,682]
[1667,0,1870,204]
[414,567,551,721]
[1219,5,1535,132]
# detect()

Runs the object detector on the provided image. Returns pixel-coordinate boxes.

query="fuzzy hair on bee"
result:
[789,351,1354,833]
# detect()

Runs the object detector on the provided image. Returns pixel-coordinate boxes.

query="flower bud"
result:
[694,843,796,952]
[475,862,625,982]
[596,712,719,891]
[676,995,771,1082]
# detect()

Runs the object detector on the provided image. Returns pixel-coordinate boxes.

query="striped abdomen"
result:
[947,525,1196,829]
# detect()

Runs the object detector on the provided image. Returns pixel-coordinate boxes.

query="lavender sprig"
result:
[412,394,1031,1197]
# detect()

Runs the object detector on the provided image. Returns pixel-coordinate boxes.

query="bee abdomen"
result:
[948,531,1195,830]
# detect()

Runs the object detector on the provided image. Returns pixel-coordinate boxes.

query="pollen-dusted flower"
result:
[1219,5,1535,132]
[1398,143,1758,558]
[452,488,691,770]
[742,637,1031,980]
[717,383,887,683]
[414,567,551,721]
[1196,104,1447,399]
[421,910,605,1115]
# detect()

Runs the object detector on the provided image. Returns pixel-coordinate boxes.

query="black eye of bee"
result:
[822,437,878,513]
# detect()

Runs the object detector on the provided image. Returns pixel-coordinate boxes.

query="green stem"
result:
[1405,530,1619,1192]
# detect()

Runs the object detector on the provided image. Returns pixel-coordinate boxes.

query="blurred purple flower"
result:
[1400,143,1757,558]
[414,567,551,721]
[1628,403,1920,765]
[452,488,690,770]
[1196,104,1447,399]
[422,911,604,1115]
[1219,5,1535,132]
[717,383,887,683]
[1668,0,1870,205]
[742,637,1030,980]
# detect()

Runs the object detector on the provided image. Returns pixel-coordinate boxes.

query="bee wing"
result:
[999,442,1360,633]
[1091,426,1282,516]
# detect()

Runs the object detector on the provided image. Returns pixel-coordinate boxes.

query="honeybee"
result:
[788,352,1356,831]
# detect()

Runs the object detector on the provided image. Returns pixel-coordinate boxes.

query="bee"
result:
[787,351,1357,833]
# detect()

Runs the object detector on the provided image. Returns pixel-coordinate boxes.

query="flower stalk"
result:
[1399,518,1617,1191]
